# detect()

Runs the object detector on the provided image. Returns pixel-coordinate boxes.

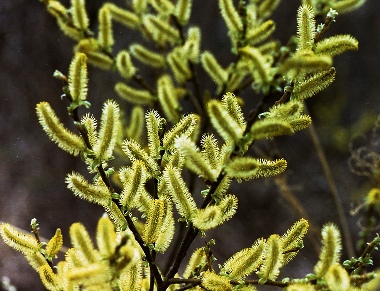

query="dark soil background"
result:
[1,1,379,290]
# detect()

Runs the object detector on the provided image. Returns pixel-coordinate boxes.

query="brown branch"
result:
[304,104,355,258]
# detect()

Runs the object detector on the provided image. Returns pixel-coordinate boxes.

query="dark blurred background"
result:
[1,0,379,290]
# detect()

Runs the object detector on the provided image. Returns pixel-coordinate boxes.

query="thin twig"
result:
[304,104,355,258]
[273,175,321,254]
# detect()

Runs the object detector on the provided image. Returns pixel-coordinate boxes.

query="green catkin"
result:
[105,3,140,28]
[162,114,198,149]
[0,223,40,255]
[281,218,309,264]
[130,44,165,68]
[297,5,315,51]
[46,1,67,19]
[122,139,160,176]
[239,46,272,86]
[258,234,284,283]
[68,52,88,103]
[154,197,175,253]
[143,14,180,45]
[167,48,192,84]
[314,223,342,278]
[142,199,166,244]
[175,135,217,182]
[157,75,181,123]
[56,17,82,41]
[71,0,89,31]
[292,67,336,100]
[69,223,98,264]
[36,102,86,155]
[115,82,155,105]
[331,0,366,14]
[201,270,232,291]
[132,0,147,14]
[96,216,116,258]
[201,51,228,87]
[163,166,197,221]
[221,238,265,279]
[315,34,359,57]
[97,6,114,53]
[218,0,243,33]
[66,172,112,207]
[183,26,201,62]
[257,0,281,19]
[119,160,147,210]
[325,264,350,291]
[183,248,208,278]
[174,0,192,25]
[246,20,276,46]
[145,110,164,159]
[93,100,120,161]
[116,50,136,80]
[125,106,145,143]
[39,265,59,290]
[207,99,244,143]
[45,229,63,260]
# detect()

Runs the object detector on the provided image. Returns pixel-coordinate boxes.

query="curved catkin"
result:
[258,234,284,283]
[122,139,160,177]
[183,248,207,278]
[154,197,175,253]
[142,199,166,244]
[143,15,180,45]
[119,160,147,210]
[315,34,358,57]
[292,67,336,100]
[218,0,243,33]
[93,100,120,161]
[36,102,86,156]
[66,172,112,207]
[130,44,165,68]
[116,50,136,80]
[281,218,309,264]
[207,100,243,143]
[157,75,181,123]
[69,223,99,264]
[201,51,228,86]
[221,238,265,279]
[331,0,366,14]
[115,82,155,105]
[163,166,197,221]
[145,110,163,159]
[314,223,342,278]
[97,6,114,52]
[68,52,88,103]
[246,20,276,46]
[45,229,63,259]
[239,46,272,86]
[105,3,140,28]
[39,265,59,290]
[126,106,145,143]
[0,223,40,255]
[167,49,191,84]
[71,0,89,30]
[201,270,232,291]
[297,5,315,51]
[174,0,192,25]
[96,216,116,258]
[163,114,198,149]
